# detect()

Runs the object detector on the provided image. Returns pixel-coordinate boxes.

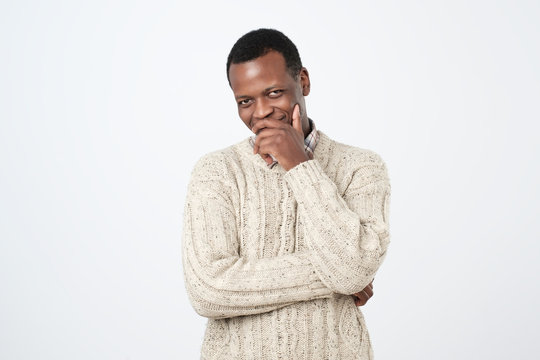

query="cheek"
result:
[273,96,295,113]
[238,108,252,127]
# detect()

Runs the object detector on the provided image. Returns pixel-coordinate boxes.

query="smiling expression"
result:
[228,50,311,137]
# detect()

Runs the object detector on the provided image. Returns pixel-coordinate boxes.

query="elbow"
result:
[192,301,229,320]
[187,289,232,319]
[340,226,389,294]
[349,267,379,295]
[182,256,232,319]
[332,255,382,295]
[184,271,243,319]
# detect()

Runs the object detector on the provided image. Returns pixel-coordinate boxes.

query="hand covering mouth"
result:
[251,115,288,132]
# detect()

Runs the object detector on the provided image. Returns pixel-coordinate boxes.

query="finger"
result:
[255,135,283,161]
[354,289,370,301]
[253,135,278,160]
[361,291,371,305]
[354,294,367,307]
[263,154,273,165]
[251,118,286,136]
[353,292,366,302]
[361,280,373,291]
[292,104,302,134]
[252,127,279,154]
[362,286,373,298]
[354,286,374,302]
[252,128,283,154]
[361,282,374,296]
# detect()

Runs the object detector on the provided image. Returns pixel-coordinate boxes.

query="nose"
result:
[253,98,273,121]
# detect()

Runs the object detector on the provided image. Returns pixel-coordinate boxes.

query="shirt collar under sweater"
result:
[248,118,319,169]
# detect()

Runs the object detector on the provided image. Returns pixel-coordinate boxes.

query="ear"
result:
[299,67,311,96]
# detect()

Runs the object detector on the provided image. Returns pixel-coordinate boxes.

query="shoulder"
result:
[334,139,386,167]
[320,131,389,183]
[189,138,247,184]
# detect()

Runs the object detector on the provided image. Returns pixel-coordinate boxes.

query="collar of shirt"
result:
[249,118,320,169]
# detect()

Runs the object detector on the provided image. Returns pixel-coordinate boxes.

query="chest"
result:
[233,168,345,260]
[234,174,297,259]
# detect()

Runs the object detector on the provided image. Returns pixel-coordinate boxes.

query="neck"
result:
[304,118,312,138]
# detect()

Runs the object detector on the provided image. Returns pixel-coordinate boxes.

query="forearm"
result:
[283,158,391,295]
[182,248,333,319]
[182,192,334,319]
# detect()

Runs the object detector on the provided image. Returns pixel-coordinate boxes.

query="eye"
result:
[268,90,283,98]
[238,98,252,106]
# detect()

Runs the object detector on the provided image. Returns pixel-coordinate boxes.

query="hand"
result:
[251,104,309,171]
[352,280,374,307]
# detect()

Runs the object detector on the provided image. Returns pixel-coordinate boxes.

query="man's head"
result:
[227,29,311,137]
[226,28,303,85]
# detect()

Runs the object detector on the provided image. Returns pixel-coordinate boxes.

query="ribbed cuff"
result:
[283,159,327,192]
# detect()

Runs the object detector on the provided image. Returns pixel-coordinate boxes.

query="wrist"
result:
[284,154,310,171]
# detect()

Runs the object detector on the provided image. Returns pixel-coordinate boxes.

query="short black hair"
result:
[226,28,303,85]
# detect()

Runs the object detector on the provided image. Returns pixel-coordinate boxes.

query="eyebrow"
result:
[235,85,281,100]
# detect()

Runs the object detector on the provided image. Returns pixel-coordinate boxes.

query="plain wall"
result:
[1,0,539,359]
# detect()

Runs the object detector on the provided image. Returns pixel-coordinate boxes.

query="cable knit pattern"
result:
[181,130,391,359]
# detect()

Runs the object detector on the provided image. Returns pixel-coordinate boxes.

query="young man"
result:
[182,29,391,359]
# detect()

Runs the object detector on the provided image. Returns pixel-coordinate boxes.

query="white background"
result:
[1,1,539,359]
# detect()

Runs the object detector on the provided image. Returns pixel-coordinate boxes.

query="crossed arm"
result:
[181,153,390,319]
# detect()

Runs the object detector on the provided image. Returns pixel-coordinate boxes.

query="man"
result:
[182,28,391,359]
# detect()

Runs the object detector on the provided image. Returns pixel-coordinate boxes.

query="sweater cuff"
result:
[283,159,327,193]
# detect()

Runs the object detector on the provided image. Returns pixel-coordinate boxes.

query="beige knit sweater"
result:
[182,130,391,359]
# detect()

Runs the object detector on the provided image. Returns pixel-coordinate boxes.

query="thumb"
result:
[292,104,302,134]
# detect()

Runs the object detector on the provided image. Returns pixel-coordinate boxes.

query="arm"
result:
[181,154,334,319]
[283,155,391,295]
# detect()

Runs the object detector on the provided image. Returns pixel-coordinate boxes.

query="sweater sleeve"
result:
[181,154,334,319]
[283,154,391,295]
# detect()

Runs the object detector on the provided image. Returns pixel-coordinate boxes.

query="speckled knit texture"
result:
[181,130,391,359]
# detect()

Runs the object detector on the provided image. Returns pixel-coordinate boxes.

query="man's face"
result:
[228,50,311,136]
